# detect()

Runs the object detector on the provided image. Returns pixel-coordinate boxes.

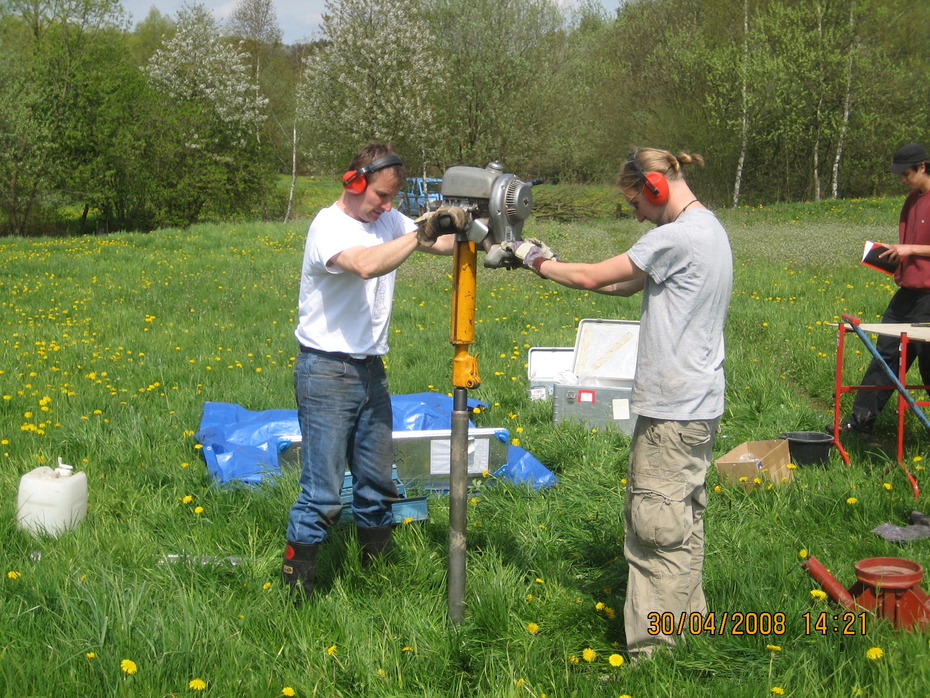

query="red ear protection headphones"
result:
[342,154,404,194]
[627,154,670,206]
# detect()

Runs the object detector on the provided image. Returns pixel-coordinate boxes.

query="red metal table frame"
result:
[832,321,928,496]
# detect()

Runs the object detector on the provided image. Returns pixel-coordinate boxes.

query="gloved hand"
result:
[501,237,558,275]
[415,206,470,247]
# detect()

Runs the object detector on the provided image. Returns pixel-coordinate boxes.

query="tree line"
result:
[1,0,928,236]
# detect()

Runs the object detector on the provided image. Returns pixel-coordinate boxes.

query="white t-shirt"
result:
[626,209,733,421]
[294,204,416,356]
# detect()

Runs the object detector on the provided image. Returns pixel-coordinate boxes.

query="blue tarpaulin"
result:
[195,393,557,490]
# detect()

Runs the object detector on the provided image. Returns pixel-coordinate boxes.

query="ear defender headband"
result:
[627,154,670,206]
[342,154,404,194]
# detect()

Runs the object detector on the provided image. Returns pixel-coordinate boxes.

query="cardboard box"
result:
[714,439,794,491]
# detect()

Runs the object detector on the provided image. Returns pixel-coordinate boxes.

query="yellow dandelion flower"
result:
[739,476,749,482]
[526,593,534,602]
[263,582,272,590]
[402,517,413,524]
[772,688,785,695]
[189,678,206,690]
[883,483,893,491]
[535,578,544,584]
[194,506,204,514]
[327,644,338,656]
[569,655,579,664]
[866,647,884,660]
[377,668,387,679]
[120,659,138,675]
[787,463,798,470]
[713,485,722,493]
[595,601,605,611]
[527,622,540,634]
[85,652,96,659]
[7,571,21,580]
[181,495,194,504]
[582,647,597,662]
[515,678,526,687]
[799,549,808,559]
[767,644,782,651]
[609,653,624,667]
[281,688,296,697]
[847,497,858,505]
[810,589,828,601]
[402,646,414,653]
[914,456,923,462]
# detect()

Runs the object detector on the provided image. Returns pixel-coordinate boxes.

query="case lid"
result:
[572,319,639,382]
[527,347,575,381]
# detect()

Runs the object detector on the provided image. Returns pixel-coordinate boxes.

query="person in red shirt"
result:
[838,142,930,434]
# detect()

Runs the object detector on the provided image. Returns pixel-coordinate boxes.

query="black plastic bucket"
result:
[779,431,834,466]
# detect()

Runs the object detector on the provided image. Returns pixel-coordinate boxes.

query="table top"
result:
[838,323,930,342]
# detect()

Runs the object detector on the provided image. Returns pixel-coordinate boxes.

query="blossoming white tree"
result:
[142,3,273,225]
[297,0,447,173]
[145,4,267,146]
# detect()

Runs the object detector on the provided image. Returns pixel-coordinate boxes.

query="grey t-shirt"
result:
[626,209,733,421]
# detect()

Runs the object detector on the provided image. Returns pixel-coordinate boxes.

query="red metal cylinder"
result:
[803,556,856,609]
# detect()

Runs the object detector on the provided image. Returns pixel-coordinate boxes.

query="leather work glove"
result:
[415,206,470,247]
[501,237,558,275]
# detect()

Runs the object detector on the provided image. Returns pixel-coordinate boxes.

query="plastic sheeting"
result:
[195,393,557,490]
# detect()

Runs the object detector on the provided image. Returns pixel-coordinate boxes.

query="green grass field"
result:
[3,193,930,696]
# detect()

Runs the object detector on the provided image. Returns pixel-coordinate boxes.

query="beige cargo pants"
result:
[623,415,719,658]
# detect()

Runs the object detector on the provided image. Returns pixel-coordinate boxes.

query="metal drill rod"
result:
[448,387,470,624]
[448,234,480,624]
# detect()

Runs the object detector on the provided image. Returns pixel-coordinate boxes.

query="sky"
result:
[119,0,620,46]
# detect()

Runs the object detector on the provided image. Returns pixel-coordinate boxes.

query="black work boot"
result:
[357,525,394,567]
[281,541,318,600]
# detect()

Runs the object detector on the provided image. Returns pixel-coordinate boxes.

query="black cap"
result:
[889,143,930,173]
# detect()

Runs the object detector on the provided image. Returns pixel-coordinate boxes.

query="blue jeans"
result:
[287,351,397,544]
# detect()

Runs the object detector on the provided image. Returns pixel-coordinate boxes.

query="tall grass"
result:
[2,195,929,697]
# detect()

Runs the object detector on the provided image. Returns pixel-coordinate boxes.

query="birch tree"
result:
[228,0,282,81]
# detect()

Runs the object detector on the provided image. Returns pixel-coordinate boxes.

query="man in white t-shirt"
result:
[282,143,465,599]
[505,147,733,660]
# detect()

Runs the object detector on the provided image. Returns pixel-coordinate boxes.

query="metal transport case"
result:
[527,347,576,401]
[548,319,640,436]
[281,428,510,494]
[392,427,510,492]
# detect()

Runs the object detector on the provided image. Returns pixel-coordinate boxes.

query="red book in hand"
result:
[861,241,899,275]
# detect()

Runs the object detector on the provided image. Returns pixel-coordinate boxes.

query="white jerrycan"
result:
[17,458,88,537]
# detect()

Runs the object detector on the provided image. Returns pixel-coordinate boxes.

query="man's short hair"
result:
[348,143,407,183]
